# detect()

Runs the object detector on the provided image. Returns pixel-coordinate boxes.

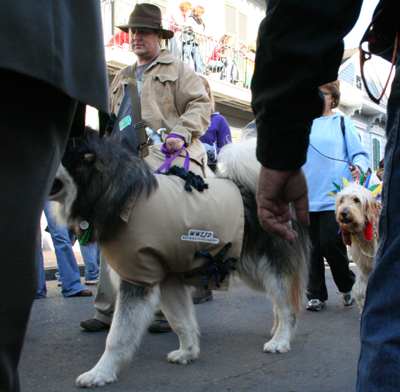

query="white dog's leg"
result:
[159,275,200,364]
[264,280,297,353]
[76,281,160,388]
[270,304,280,337]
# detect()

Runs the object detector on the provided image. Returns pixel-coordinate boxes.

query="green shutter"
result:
[373,138,380,171]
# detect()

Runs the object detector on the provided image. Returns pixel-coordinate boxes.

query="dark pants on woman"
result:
[307,211,355,302]
[0,68,77,391]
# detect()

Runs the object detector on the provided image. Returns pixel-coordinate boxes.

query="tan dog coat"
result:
[100,174,244,290]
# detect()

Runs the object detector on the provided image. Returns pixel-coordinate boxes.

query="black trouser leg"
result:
[307,212,328,301]
[0,68,77,392]
[319,211,355,294]
[307,211,355,303]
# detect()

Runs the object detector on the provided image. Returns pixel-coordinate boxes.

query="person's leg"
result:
[183,43,192,66]
[319,210,355,295]
[44,202,89,297]
[0,68,76,391]
[36,236,47,299]
[307,212,328,302]
[193,44,204,74]
[357,56,400,391]
[80,252,116,331]
[80,242,100,283]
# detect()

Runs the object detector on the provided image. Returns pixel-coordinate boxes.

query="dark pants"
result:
[357,53,400,391]
[307,211,355,302]
[0,68,77,391]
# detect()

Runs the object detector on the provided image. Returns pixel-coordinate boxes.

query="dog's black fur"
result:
[55,131,157,242]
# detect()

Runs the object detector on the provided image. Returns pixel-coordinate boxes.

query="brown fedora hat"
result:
[117,3,174,39]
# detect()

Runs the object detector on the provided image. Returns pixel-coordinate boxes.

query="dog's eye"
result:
[340,197,344,203]
[354,198,360,203]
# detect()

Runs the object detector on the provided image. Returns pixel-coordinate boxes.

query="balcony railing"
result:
[106,22,255,91]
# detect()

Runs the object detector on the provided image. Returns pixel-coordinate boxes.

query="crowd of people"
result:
[1,0,399,391]
[106,1,257,87]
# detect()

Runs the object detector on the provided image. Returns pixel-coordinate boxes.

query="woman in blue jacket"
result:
[303,81,370,311]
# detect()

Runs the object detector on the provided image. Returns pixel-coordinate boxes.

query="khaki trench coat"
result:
[110,49,211,146]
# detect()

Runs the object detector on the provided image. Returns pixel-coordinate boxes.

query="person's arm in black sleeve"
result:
[251,0,363,241]
[252,0,363,170]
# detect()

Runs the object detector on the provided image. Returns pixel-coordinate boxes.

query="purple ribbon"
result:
[155,134,190,173]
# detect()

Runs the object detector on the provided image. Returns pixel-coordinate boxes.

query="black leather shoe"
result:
[192,288,213,304]
[80,318,110,332]
[148,320,172,333]
[69,289,93,297]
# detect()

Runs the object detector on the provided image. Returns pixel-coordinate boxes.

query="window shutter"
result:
[152,0,167,15]
[373,138,380,170]
[225,4,236,36]
[239,13,247,43]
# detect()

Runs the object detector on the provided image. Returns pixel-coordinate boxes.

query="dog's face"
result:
[48,135,97,225]
[335,182,378,233]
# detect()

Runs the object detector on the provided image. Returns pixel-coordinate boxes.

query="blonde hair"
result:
[198,75,215,114]
[192,5,205,17]
[321,80,341,108]
[179,1,193,13]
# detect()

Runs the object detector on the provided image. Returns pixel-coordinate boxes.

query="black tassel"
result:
[184,243,237,289]
[159,166,209,192]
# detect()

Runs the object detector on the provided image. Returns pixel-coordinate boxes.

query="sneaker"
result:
[306,299,326,311]
[85,279,99,285]
[342,292,356,307]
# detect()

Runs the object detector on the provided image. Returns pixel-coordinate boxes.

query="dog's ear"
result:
[366,195,378,223]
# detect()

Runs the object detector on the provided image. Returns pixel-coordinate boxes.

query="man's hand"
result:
[165,137,184,152]
[350,165,361,180]
[256,166,310,242]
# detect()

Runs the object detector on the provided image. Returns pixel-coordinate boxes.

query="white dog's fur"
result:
[49,132,310,387]
[335,182,380,309]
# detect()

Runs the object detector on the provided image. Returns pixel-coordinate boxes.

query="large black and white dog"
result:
[49,130,310,388]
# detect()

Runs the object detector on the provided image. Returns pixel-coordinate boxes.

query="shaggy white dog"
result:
[335,182,381,309]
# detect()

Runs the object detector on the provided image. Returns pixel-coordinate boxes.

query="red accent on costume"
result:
[341,227,352,246]
[365,221,373,241]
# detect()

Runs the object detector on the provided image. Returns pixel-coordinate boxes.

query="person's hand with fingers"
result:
[165,136,184,152]
[350,165,362,180]
[256,165,310,242]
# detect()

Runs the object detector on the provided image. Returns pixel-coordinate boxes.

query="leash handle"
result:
[155,135,190,173]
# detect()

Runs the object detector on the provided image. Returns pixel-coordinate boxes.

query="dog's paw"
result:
[263,340,291,353]
[167,347,199,364]
[76,369,118,388]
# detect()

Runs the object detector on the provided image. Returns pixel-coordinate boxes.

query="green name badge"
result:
[119,115,132,131]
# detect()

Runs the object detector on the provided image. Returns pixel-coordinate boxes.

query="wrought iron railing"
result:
[105,21,255,90]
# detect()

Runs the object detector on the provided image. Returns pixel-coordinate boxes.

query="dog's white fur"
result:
[335,182,380,309]
[50,135,310,388]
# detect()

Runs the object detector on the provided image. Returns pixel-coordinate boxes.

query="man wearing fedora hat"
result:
[80,3,212,334]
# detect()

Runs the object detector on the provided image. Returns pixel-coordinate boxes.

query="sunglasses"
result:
[359,8,399,105]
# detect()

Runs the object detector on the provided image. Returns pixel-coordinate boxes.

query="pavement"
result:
[19,263,362,392]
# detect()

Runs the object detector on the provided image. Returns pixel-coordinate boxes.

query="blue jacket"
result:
[303,112,370,212]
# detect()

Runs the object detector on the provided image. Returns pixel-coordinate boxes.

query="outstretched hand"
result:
[256,166,310,242]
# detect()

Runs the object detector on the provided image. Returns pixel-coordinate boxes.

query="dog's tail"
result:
[216,137,260,194]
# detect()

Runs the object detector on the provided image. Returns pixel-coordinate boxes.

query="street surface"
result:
[20,265,361,392]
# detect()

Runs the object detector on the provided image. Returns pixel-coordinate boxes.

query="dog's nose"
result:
[341,210,349,219]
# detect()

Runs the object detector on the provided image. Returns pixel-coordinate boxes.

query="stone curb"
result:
[44,266,86,281]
